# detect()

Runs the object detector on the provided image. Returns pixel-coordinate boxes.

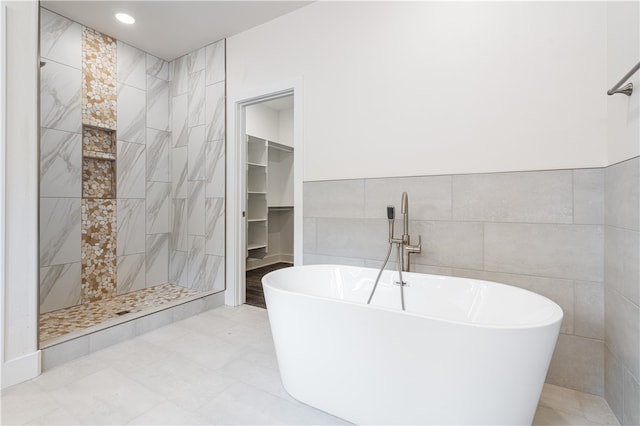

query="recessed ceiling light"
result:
[114,12,135,25]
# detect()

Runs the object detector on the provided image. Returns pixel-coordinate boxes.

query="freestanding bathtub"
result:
[262,264,563,425]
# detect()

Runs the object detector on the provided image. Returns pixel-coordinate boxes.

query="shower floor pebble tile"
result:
[3,305,620,425]
[39,284,201,343]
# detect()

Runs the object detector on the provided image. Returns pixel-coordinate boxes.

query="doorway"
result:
[244,96,294,308]
[226,82,303,308]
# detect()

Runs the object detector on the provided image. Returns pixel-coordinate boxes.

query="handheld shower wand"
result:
[387,205,395,242]
[367,206,396,305]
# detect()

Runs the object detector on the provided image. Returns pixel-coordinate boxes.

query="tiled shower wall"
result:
[39,8,225,314]
[604,157,640,425]
[304,168,607,396]
[169,41,226,292]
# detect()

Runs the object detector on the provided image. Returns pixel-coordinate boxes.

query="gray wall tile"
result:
[453,170,573,223]
[605,226,639,305]
[304,180,365,218]
[574,280,604,340]
[605,288,640,381]
[411,221,484,270]
[605,157,640,231]
[315,218,387,260]
[623,371,640,426]
[574,168,604,225]
[364,175,451,220]
[303,253,366,267]
[303,217,317,254]
[605,346,624,422]
[547,333,604,396]
[484,223,603,282]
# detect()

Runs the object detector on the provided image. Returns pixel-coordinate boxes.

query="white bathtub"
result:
[262,264,563,425]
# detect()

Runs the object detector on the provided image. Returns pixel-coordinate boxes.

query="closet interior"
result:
[245,96,294,307]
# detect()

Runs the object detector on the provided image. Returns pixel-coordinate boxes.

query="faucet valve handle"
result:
[406,235,422,254]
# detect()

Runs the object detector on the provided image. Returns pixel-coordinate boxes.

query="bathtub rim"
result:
[262,264,564,331]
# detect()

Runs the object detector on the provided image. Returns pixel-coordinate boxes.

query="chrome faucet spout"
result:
[401,192,409,240]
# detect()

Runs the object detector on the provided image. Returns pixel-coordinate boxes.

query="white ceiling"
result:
[41,1,312,61]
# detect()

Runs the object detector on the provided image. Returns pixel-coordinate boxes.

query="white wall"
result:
[246,103,280,142]
[279,108,293,148]
[227,1,608,181]
[607,1,640,164]
[1,0,40,388]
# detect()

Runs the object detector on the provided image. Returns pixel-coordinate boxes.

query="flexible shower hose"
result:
[366,242,405,311]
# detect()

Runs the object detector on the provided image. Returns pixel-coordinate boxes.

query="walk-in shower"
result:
[38,7,226,346]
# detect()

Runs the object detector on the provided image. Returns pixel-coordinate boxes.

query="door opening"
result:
[226,81,303,307]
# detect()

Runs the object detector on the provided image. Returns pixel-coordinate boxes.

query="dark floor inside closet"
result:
[245,263,292,309]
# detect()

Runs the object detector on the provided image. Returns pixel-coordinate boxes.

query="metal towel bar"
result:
[608,61,640,96]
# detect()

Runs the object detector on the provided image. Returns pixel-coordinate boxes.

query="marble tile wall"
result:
[170,39,226,293]
[40,10,179,313]
[303,168,607,396]
[145,49,171,292]
[604,156,640,425]
[39,9,82,313]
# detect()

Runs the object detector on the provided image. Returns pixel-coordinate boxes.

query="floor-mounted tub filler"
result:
[263,264,563,425]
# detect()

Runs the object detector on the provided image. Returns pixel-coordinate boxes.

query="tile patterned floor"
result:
[4,305,620,425]
[39,284,201,343]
